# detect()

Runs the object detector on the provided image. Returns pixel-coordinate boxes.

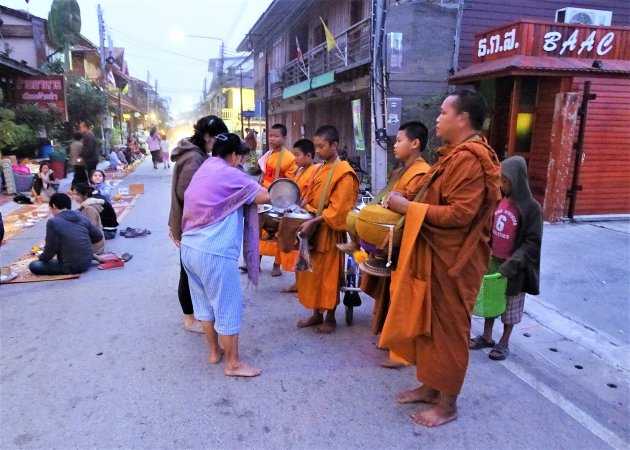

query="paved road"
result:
[1,160,628,449]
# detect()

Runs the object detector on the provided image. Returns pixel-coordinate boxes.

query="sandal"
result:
[489,343,509,361]
[469,335,495,350]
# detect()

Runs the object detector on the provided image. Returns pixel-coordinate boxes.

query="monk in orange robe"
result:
[358,122,430,351]
[381,90,501,427]
[295,125,359,334]
[259,124,298,276]
[280,139,321,293]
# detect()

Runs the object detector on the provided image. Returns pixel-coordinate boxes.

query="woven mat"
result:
[1,204,50,244]
[1,242,80,284]
[112,194,140,223]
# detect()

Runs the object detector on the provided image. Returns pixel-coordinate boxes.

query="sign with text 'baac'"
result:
[473,21,630,63]
[14,75,68,121]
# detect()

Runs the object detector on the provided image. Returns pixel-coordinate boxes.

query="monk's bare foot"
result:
[281,284,297,293]
[209,347,225,364]
[271,264,282,277]
[379,358,404,369]
[316,319,336,334]
[297,315,324,328]
[411,402,458,427]
[396,385,440,404]
[224,361,262,377]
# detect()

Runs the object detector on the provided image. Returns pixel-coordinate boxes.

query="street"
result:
[1,160,628,449]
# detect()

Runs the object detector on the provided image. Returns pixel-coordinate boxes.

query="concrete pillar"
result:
[543,92,579,223]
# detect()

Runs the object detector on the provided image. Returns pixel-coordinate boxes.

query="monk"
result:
[357,121,430,365]
[258,123,298,276]
[381,89,501,427]
[295,125,359,334]
[280,138,321,293]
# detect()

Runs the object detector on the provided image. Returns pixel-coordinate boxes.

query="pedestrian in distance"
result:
[28,193,103,276]
[180,132,270,377]
[168,115,228,334]
[160,133,171,169]
[381,89,501,427]
[69,131,87,189]
[295,125,359,334]
[78,120,99,176]
[147,127,162,170]
[469,155,543,360]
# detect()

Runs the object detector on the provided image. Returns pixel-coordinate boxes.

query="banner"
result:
[351,99,365,151]
[14,75,68,121]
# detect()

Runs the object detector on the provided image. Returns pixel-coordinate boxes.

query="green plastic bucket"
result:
[473,271,507,318]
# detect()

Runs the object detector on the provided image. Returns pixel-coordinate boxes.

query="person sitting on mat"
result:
[29,193,103,276]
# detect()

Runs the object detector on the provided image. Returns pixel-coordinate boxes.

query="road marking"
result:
[501,358,627,449]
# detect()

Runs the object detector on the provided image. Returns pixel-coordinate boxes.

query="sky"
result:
[2,0,273,115]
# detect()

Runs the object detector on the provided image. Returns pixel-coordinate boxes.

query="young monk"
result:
[258,123,298,276]
[358,121,430,365]
[295,125,359,334]
[381,89,501,427]
[280,139,321,294]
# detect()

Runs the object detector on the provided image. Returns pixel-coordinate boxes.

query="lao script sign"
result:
[474,21,630,63]
[14,75,68,122]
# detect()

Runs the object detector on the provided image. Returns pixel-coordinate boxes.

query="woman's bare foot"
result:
[224,361,262,377]
[410,400,458,427]
[316,318,336,334]
[396,385,440,404]
[209,347,225,364]
[184,319,204,334]
[271,264,282,277]
[281,284,298,293]
[297,314,324,328]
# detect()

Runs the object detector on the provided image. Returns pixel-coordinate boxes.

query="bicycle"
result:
[339,145,369,186]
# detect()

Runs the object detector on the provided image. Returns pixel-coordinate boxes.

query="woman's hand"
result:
[384,192,410,214]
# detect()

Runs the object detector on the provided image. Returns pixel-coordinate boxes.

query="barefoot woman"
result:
[181,133,270,377]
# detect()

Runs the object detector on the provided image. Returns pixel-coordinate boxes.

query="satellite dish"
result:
[47,0,81,48]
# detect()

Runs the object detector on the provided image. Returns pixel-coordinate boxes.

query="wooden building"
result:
[451,20,630,220]
[237,0,371,166]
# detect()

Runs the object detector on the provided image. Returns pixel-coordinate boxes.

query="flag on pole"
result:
[319,17,336,52]
[107,69,116,87]
[295,36,309,78]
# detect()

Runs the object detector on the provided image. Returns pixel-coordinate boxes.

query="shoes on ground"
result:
[98,259,125,270]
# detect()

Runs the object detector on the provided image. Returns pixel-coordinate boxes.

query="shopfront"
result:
[450,20,630,221]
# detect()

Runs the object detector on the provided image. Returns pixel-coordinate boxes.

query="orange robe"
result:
[380,136,501,396]
[296,161,358,310]
[360,157,430,334]
[260,148,298,259]
[279,163,322,271]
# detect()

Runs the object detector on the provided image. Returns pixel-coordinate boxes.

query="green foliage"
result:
[0,108,38,157]
[65,74,108,132]
[47,0,81,47]
[40,59,66,75]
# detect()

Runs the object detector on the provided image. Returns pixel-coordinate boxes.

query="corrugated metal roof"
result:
[450,55,630,83]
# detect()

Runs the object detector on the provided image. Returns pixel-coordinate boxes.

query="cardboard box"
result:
[129,183,144,195]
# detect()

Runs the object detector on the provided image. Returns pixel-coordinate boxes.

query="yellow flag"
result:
[319,17,336,52]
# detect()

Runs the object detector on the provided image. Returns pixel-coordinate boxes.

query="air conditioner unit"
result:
[555,7,612,26]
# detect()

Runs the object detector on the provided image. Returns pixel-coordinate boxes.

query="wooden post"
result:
[543,92,579,222]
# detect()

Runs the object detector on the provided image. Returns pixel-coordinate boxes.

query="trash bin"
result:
[39,144,53,159]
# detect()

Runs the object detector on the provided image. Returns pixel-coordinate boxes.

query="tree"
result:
[64,74,108,135]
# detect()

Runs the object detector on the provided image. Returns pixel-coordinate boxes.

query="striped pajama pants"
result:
[180,245,243,335]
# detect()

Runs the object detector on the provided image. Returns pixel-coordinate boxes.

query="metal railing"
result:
[282,18,371,88]
[221,108,236,120]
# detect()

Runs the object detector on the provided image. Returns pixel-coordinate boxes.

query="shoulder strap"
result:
[316,158,340,217]
[372,164,410,204]
[274,148,286,181]
[394,168,443,228]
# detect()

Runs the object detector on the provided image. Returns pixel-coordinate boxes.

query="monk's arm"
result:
[284,158,298,179]
[424,152,485,227]
[322,174,359,231]
[399,172,428,201]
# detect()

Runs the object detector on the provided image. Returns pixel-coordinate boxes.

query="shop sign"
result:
[14,75,68,121]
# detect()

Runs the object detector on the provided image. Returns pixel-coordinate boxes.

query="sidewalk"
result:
[1,160,628,449]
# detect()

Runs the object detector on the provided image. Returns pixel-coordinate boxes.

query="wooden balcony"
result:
[280,18,371,91]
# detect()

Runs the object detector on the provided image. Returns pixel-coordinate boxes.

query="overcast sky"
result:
[2,0,273,114]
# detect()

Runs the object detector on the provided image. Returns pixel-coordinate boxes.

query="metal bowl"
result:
[268,178,300,210]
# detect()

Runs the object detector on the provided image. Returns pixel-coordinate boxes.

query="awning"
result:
[449,56,630,84]
[283,71,335,99]
[0,54,44,76]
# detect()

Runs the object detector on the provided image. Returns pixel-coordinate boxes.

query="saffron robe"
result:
[296,160,358,310]
[380,136,501,396]
[260,148,298,258]
[359,157,430,334]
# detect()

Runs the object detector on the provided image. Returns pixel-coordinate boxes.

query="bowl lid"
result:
[268,178,300,210]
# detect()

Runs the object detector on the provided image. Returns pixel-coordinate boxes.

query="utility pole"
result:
[370,0,388,191]
[240,67,244,137]
[97,4,111,155]
[146,70,151,128]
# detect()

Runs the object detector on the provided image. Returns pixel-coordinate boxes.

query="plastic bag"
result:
[293,233,313,272]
